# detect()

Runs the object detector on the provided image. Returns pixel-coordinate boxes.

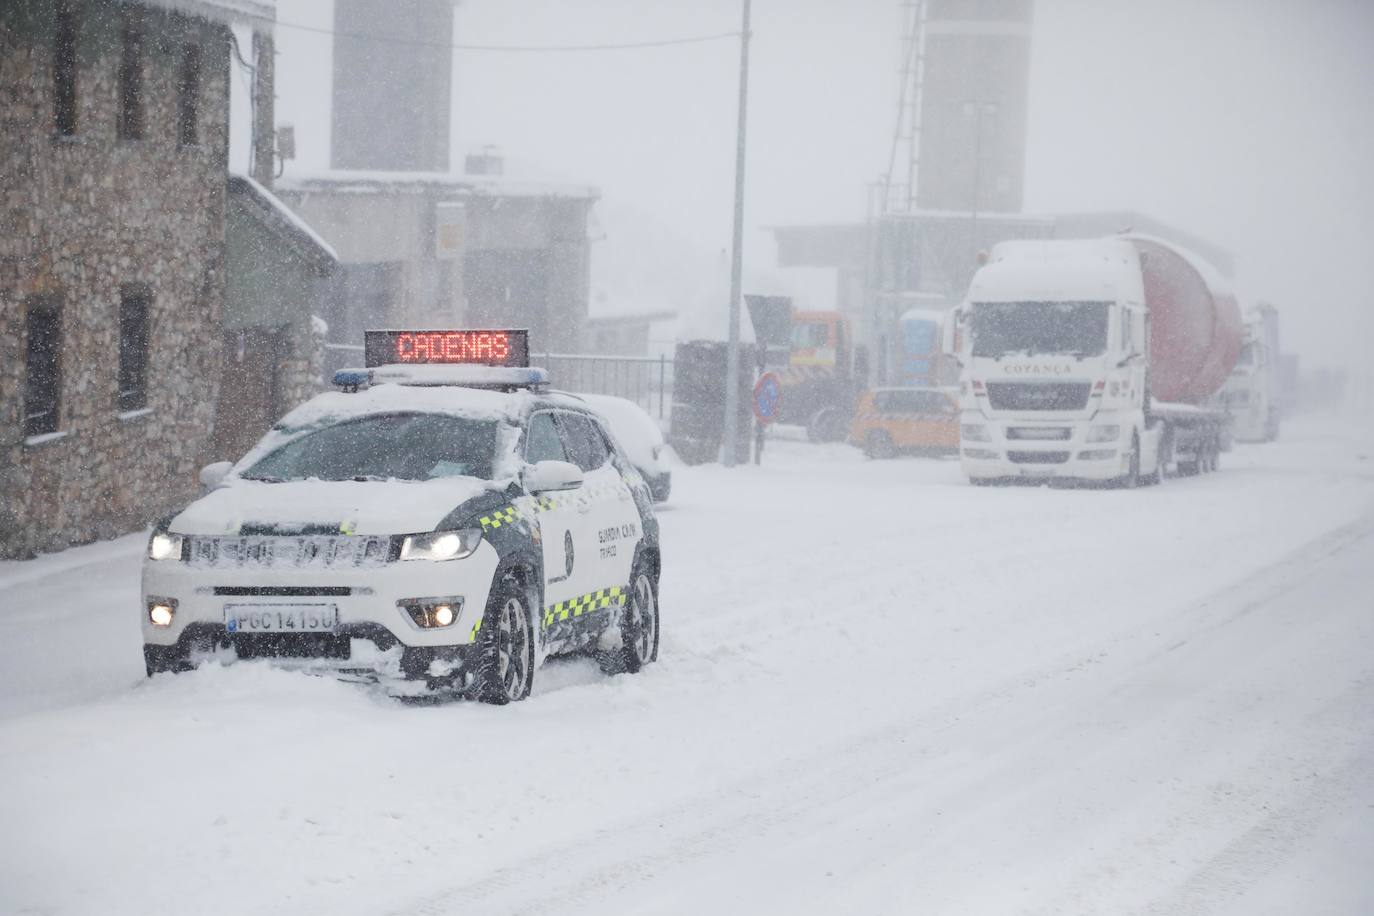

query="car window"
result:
[558,411,610,472]
[524,411,567,464]
[876,390,920,413]
[241,413,498,481]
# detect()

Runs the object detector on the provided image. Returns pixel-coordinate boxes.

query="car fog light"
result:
[401,597,464,629]
[963,448,999,460]
[147,598,177,627]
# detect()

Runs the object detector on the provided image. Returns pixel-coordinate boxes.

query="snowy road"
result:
[2,415,1372,915]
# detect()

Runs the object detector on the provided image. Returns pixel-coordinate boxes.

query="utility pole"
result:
[722,0,752,468]
[964,100,996,275]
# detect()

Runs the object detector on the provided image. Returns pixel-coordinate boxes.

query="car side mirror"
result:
[199,461,233,489]
[522,460,584,494]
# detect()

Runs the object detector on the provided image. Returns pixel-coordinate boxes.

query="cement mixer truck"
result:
[956,235,1242,487]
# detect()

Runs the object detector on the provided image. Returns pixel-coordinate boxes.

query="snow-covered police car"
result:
[141,329,661,703]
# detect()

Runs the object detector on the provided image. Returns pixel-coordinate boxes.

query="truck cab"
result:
[1220,304,1281,443]
[956,239,1158,485]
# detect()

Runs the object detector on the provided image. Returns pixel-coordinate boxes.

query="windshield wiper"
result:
[351,475,390,482]
[242,475,285,483]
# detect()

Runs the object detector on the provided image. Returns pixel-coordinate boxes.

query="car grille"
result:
[1008,451,1071,465]
[986,382,1091,412]
[1006,426,1072,441]
[186,535,391,570]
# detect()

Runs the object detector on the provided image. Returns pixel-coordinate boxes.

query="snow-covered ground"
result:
[2,413,1372,916]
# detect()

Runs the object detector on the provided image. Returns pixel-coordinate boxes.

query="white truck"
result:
[956,236,1243,487]
[1220,302,1282,442]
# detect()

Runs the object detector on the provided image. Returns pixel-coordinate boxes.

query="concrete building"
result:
[289,2,600,362]
[915,0,1034,214]
[276,169,597,367]
[330,0,454,173]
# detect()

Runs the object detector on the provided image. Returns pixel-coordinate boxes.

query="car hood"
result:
[167,476,504,537]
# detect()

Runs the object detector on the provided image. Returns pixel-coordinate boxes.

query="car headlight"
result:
[148,532,184,561]
[399,529,482,562]
[1086,424,1120,443]
[961,424,992,442]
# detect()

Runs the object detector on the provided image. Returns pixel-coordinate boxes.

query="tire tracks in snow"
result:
[391,512,1374,915]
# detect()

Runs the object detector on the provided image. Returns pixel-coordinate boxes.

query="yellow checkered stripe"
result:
[543,585,625,628]
[478,505,522,531]
[476,480,630,534]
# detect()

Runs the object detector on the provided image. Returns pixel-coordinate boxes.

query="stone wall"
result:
[0,0,232,558]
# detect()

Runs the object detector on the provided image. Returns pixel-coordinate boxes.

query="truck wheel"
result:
[599,563,659,675]
[474,575,535,704]
[864,431,896,459]
[807,408,846,443]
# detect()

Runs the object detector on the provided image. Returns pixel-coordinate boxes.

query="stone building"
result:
[0,0,272,559]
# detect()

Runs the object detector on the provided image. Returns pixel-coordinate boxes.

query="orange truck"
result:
[774,310,867,441]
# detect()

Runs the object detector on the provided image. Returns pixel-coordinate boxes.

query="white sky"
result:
[237,0,1374,378]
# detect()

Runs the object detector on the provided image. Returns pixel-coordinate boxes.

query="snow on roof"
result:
[271,383,529,436]
[277,168,600,201]
[138,0,274,29]
[229,173,338,268]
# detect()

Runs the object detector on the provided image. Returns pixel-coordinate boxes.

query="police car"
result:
[141,329,661,703]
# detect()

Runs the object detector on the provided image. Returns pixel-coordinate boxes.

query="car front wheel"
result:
[474,576,535,704]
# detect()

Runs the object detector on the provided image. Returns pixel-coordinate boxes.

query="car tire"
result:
[599,561,659,676]
[473,574,536,705]
[143,643,189,677]
[864,431,896,460]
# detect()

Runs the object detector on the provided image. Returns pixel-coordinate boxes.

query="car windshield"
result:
[241,412,498,482]
[970,301,1111,358]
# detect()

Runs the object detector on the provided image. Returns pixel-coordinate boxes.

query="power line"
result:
[271,17,742,53]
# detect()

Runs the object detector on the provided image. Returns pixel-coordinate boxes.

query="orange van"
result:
[849,387,959,458]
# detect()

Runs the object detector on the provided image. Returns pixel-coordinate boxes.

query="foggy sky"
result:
[241,0,1374,378]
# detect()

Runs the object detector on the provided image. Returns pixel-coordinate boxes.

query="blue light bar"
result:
[332,368,371,391]
[368,365,549,389]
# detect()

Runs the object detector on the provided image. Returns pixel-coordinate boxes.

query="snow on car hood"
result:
[167,476,503,537]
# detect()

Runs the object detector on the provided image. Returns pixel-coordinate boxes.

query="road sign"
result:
[753,371,781,424]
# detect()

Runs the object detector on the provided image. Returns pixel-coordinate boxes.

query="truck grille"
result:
[186,535,391,570]
[986,382,1091,412]
[1008,451,1071,465]
[1006,427,1072,441]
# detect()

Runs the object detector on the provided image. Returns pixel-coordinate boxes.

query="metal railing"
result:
[537,353,673,420]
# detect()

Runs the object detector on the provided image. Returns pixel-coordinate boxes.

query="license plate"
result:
[1020,468,1056,477]
[224,604,340,633]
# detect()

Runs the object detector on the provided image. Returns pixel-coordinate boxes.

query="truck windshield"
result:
[969,301,1111,359]
[241,412,498,482]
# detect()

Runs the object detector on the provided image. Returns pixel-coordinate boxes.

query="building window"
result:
[117,23,143,140]
[25,297,63,437]
[118,286,151,412]
[53,1,79,136]
[177,43,201,146]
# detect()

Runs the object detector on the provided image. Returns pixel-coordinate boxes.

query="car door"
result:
[522,410,580,616]
[556,410,637,600]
